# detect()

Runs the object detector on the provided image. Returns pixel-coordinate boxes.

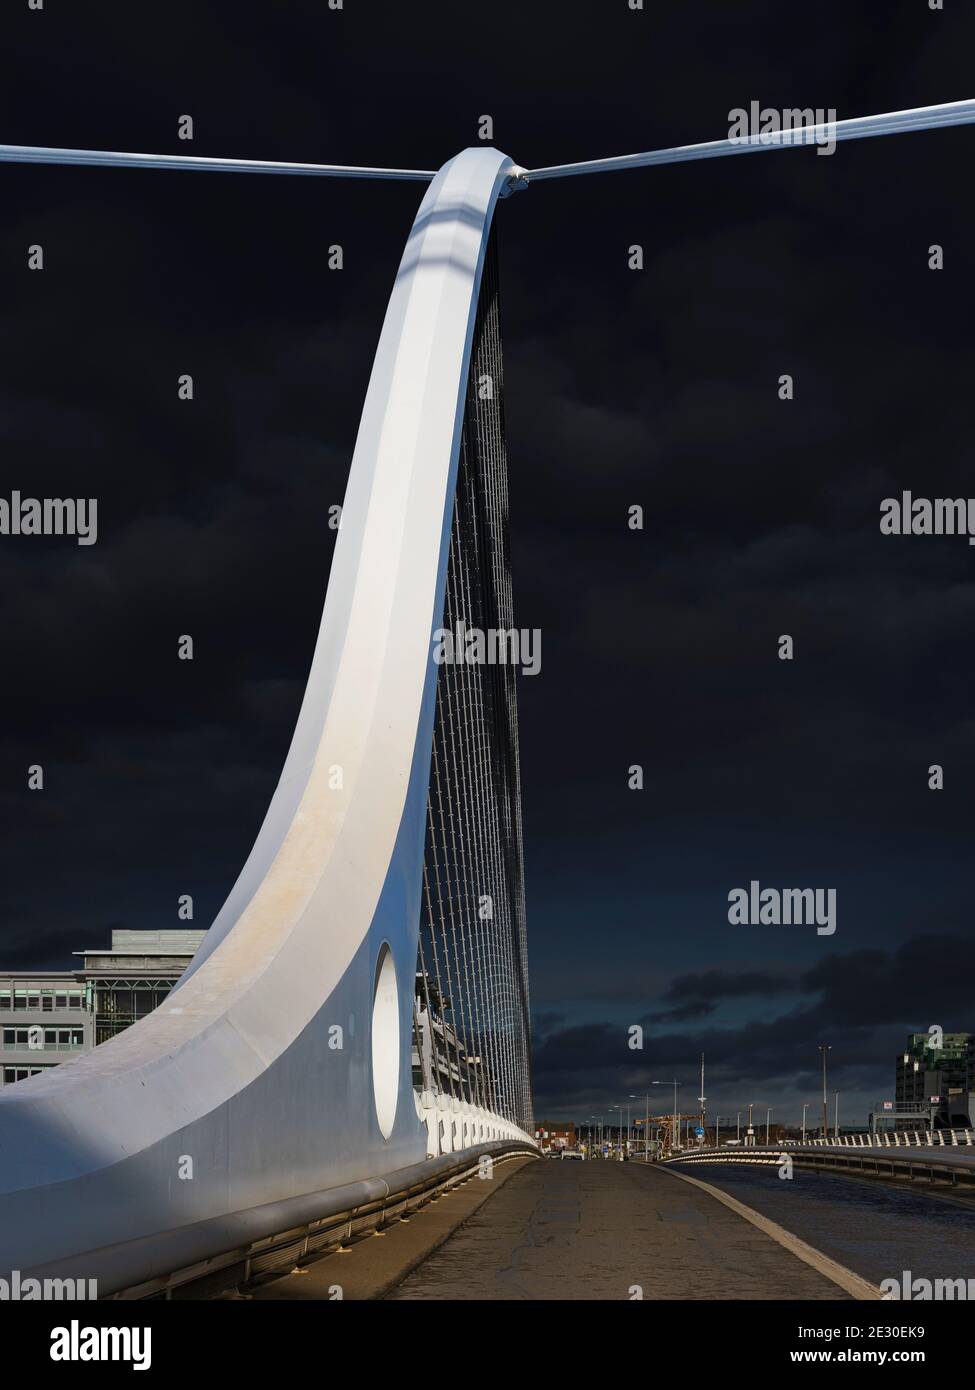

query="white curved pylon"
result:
[0,145,532,1293]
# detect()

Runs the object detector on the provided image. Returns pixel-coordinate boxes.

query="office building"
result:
[0,929,205,1085]
[895,1031,970,1128]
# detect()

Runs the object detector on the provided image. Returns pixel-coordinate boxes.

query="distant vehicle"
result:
[723,1138,742,1145]
[562,1148,585,1160]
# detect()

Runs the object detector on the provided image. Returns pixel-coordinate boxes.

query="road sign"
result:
[694,1127,705,1137]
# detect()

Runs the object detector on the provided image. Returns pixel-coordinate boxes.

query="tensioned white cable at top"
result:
[523,98,975,182]
[0,143,436,179]
[5,100,975,191]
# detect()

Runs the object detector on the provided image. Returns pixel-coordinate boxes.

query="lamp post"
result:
[819,1044,831,1139]
[610,1104,624,1160]
[630,1094,649,1162]
[801,1102,809,1144]
[834,1090,839,1141]
[766,1107,772,1145]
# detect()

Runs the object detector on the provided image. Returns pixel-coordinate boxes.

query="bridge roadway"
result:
[665,1156,975,1292]
[247,1156,870,1301]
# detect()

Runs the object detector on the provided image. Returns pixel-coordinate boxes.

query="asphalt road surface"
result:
[668,1160,975,1290]
[386,1158,852,1300]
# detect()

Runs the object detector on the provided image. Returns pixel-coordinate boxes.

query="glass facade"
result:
[91,980,174,1045]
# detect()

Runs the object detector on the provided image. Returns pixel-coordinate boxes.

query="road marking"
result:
[659,1165,884,1301]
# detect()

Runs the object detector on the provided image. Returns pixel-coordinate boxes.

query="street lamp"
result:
[747,1103,770,1147]
[610,1104,624,1160]
[819,1044,832,1139]
[630,1094,650,1162]
[801,1102,809,1143]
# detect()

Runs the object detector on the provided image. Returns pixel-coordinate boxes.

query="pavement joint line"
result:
[658,1164,884,1301]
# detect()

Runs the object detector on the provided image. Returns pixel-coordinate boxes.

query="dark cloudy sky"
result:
[1,0,974,1129]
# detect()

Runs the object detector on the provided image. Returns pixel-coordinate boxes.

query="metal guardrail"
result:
[804,1129,975,1148]
[671,1129,975,1154]
[105,1141,537,1300]
[667,1139,975,1192]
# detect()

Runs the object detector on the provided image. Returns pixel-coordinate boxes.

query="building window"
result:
[2,1066,49,1084]
[2,1028,84,1051]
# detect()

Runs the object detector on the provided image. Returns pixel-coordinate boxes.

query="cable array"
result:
[414,230,533,1134]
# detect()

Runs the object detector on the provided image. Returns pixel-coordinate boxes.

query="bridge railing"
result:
[791,1130,975,1148]
[414,1090,530,1158]
[665,1136,975,1191]
[673,1129,975,1155]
